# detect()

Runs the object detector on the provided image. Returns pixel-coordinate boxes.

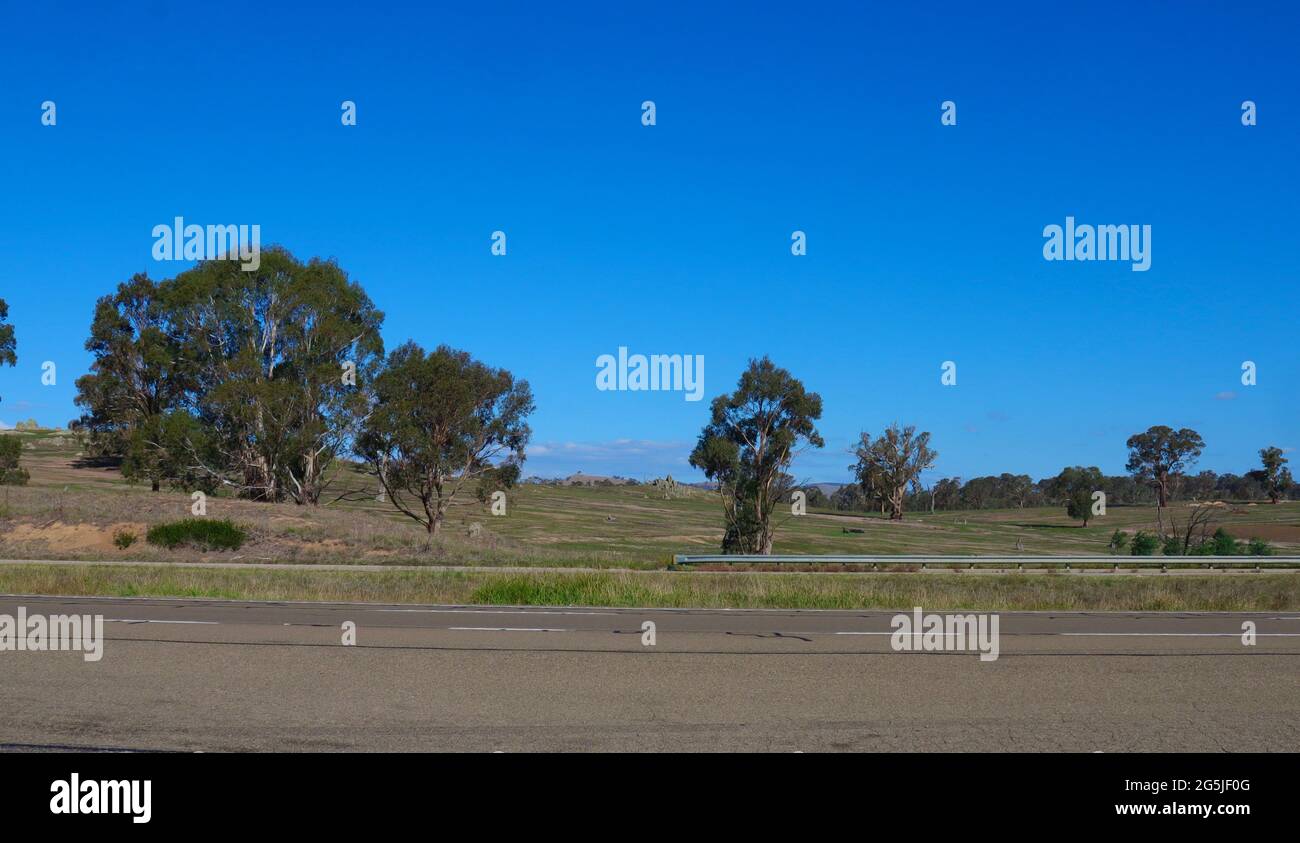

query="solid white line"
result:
[447,627,569,633]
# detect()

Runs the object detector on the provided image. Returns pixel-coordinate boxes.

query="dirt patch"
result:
[1227,523,1300,544]
[2,521,148,553]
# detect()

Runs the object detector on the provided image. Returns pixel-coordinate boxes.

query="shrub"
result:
[1129,531,1159,556]
[1160,536,1183,556]
[1209,527,1238,556]
[0,436,28,486]
[146,518,247,551]
[1246,537,1273,556]
[112,530,138,549]
[1107,529,1129,555]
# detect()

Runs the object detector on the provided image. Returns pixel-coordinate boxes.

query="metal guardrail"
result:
[672,554,1300,571]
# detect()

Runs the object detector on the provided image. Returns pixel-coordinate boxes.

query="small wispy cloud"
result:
[1214,391,1237,401]
[529,439,689,459]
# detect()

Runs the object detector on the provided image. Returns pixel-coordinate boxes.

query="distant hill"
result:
[524,472,639,486]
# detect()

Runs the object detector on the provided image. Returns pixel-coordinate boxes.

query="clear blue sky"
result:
[0,1,1296,484]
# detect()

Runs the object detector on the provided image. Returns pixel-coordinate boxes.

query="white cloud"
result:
[530,439,688,459]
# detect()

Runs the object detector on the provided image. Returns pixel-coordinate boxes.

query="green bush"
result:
[1107,529,1129,555]
[1246,537,1273,556]
[1209,527,1238,556]
[1129,531,1159,556]
[1160,536,1183,556]
[0,436,28,486]
[146,518,247,551]
[112,530,138,549]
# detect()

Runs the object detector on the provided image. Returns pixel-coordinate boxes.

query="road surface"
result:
[1,595,1297,752]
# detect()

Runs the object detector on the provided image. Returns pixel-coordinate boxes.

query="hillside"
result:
[1,428,1297,566]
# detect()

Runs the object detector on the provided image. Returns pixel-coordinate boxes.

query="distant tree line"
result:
[694,360,1292,554]
[822,459,1299,517]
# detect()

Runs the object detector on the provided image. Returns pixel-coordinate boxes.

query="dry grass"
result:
[3,428,1297,570]
[0,564,1296,611]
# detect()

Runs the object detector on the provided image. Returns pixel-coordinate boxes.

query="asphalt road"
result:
[1,595,1297,752]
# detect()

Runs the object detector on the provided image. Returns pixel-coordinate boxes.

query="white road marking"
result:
[1061,632,1300,637]
[105,619,219,625]
[448,627,569,633]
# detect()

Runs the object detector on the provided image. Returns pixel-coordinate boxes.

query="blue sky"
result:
[0,1,1296,484]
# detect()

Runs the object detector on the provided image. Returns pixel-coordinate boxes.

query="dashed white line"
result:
[1061,632,1300,637]
[105,619,220,625]
[448,627,570,633]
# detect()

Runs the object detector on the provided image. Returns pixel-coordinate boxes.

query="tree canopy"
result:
[1125,425,1205,508]
[689,357,823,553]
[358,341,534,535]
[850,423,937,521]
[0,298,15,407]
[73,249,385,502]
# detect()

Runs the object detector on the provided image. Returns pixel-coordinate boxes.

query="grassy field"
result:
[2,427,1298,569]
[1,563,1296,611]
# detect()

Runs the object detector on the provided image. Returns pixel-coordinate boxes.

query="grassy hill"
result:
[2,427,1297,567]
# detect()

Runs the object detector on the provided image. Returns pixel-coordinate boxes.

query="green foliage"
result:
[74,253,385,503]
[146,519,246,551]
[1160,536,1183,556]
[800,485,828,508]
[359,342,533,535]
[1129,531,1159,556]
[1247,537,1273,556]
[1209,527,1237,556]
[1125,425,1205,506]
[112,530,138,549]
[0,436,29,486]
[0,297,15,407]
[1107,529,1129,554]
[1255,446,1293,504]
[851,423,938,521]
[689,357,823,553]
[1056,465,1104,526]
[475,462,522,504]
